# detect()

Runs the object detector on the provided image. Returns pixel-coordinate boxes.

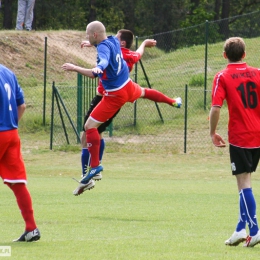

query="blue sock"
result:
[236,194,247,232]
[99,139,105,163]
[81,148,90,176]
[240,188,259,236]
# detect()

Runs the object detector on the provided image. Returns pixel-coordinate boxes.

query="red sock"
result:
[9,183,37,231]
[86,128,100,168]
[143,88,174,106]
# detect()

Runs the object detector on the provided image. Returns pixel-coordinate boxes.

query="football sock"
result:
[236,193,247,231]
[240,188,259,236]
[9,183,37,231]
[143,88,174,106]
[86,128,100,168]
[99,138,105,162]
[81,138,105,175]
[81,148,90,175]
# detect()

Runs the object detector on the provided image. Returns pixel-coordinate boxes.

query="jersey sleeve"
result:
[121,48,141,72]
[96,44,110,71]
[211,71,226,107]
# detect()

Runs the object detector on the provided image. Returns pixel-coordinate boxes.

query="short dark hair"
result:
[224,37,245,62]
[118,29,134,49]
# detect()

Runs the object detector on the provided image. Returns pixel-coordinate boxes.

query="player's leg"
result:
[73,95,124,195]
[225,173,250,246]
[80,131,90,177]
[97,108,121,164]
[226,146,260,247]
[73,118,102,196]
[140,87,182,108]
[80,95,103,178]
[16,0,27,30]
[239,184,260,247]
[24,0,35,30]
[9,183,40,242]
[241,148,260,247]
[0,130,40,242]
[85,96,123,172]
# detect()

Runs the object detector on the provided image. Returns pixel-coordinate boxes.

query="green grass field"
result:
[2,32,260,259]
[2,133,260,259]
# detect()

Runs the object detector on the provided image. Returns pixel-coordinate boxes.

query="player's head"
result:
[223,37,246,62]
[86,21,106,45]
[116,29,134,49]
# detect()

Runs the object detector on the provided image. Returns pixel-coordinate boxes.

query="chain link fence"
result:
[1,11,260,154]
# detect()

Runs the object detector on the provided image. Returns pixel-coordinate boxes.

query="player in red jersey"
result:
[0,64,40,242]
[78,29,162,182]
[209,37,260,247]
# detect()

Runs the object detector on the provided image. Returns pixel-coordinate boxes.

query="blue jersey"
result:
[96,36,130,91]
[0,64,24,131]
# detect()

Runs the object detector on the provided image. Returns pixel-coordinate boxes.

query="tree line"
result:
[0,0,260,36]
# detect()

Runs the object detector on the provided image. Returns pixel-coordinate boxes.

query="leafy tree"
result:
[1,0,260,42]
[93,0,125,33]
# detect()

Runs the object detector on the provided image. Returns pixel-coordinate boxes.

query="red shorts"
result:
[0,129,27,184]
[90,80,142,122]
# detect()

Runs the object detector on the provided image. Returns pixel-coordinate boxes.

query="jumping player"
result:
[79,29,167,183]
[62,21,182,196]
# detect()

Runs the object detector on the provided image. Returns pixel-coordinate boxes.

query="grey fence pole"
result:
[184,84,188,153]
[43,37,47,125]
[77,73,83,138]
[50,81,55,150]
[133,36,138,126]
[204,20,209,110]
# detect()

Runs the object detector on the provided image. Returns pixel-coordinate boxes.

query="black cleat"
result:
[13,228,41,242]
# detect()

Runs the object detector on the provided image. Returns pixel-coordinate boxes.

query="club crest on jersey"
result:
[87,143,92,148]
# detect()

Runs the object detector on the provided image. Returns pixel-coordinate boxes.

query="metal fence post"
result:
[43,37,47,125]
[184,84,188,153]
[133,35,138,126]
[204,20,209,111]
[50,81,55,150]
[77,74,83,138]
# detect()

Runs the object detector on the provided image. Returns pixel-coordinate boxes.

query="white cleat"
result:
[225,229,247,246]
[243,230,260,247]
[73,179,95,196]
[172,97,182,108]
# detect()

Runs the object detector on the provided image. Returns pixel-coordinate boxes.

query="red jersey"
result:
[97,48,141,94]
[120,47,141,72]
[212,62,260,148]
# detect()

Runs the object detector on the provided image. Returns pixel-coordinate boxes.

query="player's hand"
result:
[61,63,76,71]
[92,67,103,74]
[81,40,93,48]
[211,133,226,147]
[144,39,157,48]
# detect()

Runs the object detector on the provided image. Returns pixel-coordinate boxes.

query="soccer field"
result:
[2,150,260,259]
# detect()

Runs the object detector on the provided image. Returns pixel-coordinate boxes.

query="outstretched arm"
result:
[61,63,97,78]
[209,106,226,147]
[136,39,157,58]
[81,40,93,48]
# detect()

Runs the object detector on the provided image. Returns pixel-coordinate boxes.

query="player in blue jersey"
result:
[79,30,158,182]
[62,21,182,196]
[0,64,40,242]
